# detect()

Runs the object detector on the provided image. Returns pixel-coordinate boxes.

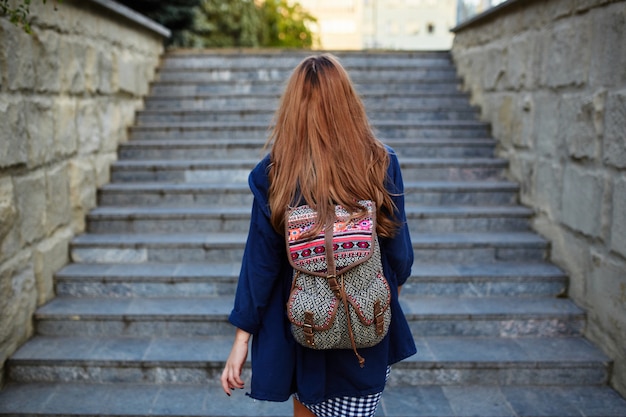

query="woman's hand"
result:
[220,328,251,396]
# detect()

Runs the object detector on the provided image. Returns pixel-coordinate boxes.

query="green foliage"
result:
[119,0,316,49]
[260,0,316,48]
[0,0,59,33]
[188,0,262,48]
[115,0,202,46]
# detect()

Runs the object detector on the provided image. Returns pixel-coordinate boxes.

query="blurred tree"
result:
[189,0,262,48]
[115,0,201,46]
[260,0,316,48]
[117,0,316,49]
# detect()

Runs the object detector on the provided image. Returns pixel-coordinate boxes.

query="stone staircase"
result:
[1,50,626,417]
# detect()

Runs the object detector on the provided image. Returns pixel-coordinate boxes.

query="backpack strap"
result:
[325,222,366,367]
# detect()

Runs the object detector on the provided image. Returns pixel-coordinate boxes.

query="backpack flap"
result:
[286,201,376,276]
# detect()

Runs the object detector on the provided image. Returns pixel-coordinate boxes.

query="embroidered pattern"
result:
[285,201,392,351]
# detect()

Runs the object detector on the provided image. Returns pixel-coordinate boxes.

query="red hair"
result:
[266,54,398,237]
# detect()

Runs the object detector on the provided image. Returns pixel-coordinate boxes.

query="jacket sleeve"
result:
[228,160,286,335]
[382,148,414,286]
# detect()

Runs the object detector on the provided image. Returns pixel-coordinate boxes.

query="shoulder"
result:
[383,145,403,191]
[384,145,400,170]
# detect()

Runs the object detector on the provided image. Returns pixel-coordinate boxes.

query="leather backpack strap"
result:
[325,222,365,367]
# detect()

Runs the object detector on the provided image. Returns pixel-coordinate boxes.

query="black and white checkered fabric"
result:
[303,391,383,417]
[299,367,390,417]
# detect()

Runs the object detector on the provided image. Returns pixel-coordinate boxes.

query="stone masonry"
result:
[0,0,168,387]
[451,0,626,396]
[0,49,625,416]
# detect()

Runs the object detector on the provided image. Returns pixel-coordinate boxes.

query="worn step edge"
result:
[33,296,584,321]
[128,120,490,130]
[98,180,520,193]
[69,232,548,248]
[54,261,564,282]
[110,158,509,170]
[8,336,609,367]
[86,206,533,220]
[118,138,495,147]
[2,382,625,417]
[144,91,471,99]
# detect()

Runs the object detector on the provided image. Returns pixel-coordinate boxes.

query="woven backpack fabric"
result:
[285,200,391,367]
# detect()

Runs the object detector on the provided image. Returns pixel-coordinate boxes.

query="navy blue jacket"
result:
[228,147,416,404]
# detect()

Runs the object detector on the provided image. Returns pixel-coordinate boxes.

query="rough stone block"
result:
[491,94,514,149]
[94,153,117,188]
[541,18,591,88]
[0,20,6,88]
[546,0,576,20]
[589,3,626,87]
[506,33,535,90]
[14,171,47,245]
[33,228,72,305]
[610,175,626,258]
[559,92,605,161]
[100,101,122,153]
[97,49,115,94]
[534,159,563,219]
[514,94,534,149]
[546,226,591,302]
[507,155,535,204]
[0,97,28,169]
[586,252,626,383]
[482,46,507,91]
[76,100,102,156]
[83,45,98,94]
[527,31,548,89]
[25,98,55,167]
[118,53,140,95]
[0,223,20,265]
[0,251,36,366]
[58,41,86,94]
[0,177,17,242]
[604,90,626,169]
[561,164,605,238]
[576,0,620,14]
[34,30,61,93]
[533,93,561,157]
[46,163,71,232]
[4,24,36,91]
[53,97,78,158]
[68,158,96,233]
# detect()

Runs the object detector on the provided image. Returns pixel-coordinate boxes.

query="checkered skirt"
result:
[298,367,390,417]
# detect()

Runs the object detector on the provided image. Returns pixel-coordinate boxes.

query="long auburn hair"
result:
[266,54,398,238]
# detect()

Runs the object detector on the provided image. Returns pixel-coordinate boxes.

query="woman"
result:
[220,54,416,417]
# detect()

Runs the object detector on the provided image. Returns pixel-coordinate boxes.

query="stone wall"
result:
[451,0,626,396]
[0,0,168,386]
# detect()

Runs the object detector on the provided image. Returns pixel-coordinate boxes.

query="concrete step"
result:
[85,205,532,234]
[149,80,464,96]
[7,335,610,386]
[3,381,626,417]
[117,138,496,160]
[160,51,454,69]
[109,158,508,183]
[155,67,461,83]
[128,121,491,140]
[33,295,584,338]
[55,262,238,298]
[54,261,567,299]
[97,180,521,207]
[143,92,473,110]
[68,232,549,264]
[135,107,481,124]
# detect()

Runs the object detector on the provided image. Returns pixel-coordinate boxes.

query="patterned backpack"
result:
[285,200,391,367]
